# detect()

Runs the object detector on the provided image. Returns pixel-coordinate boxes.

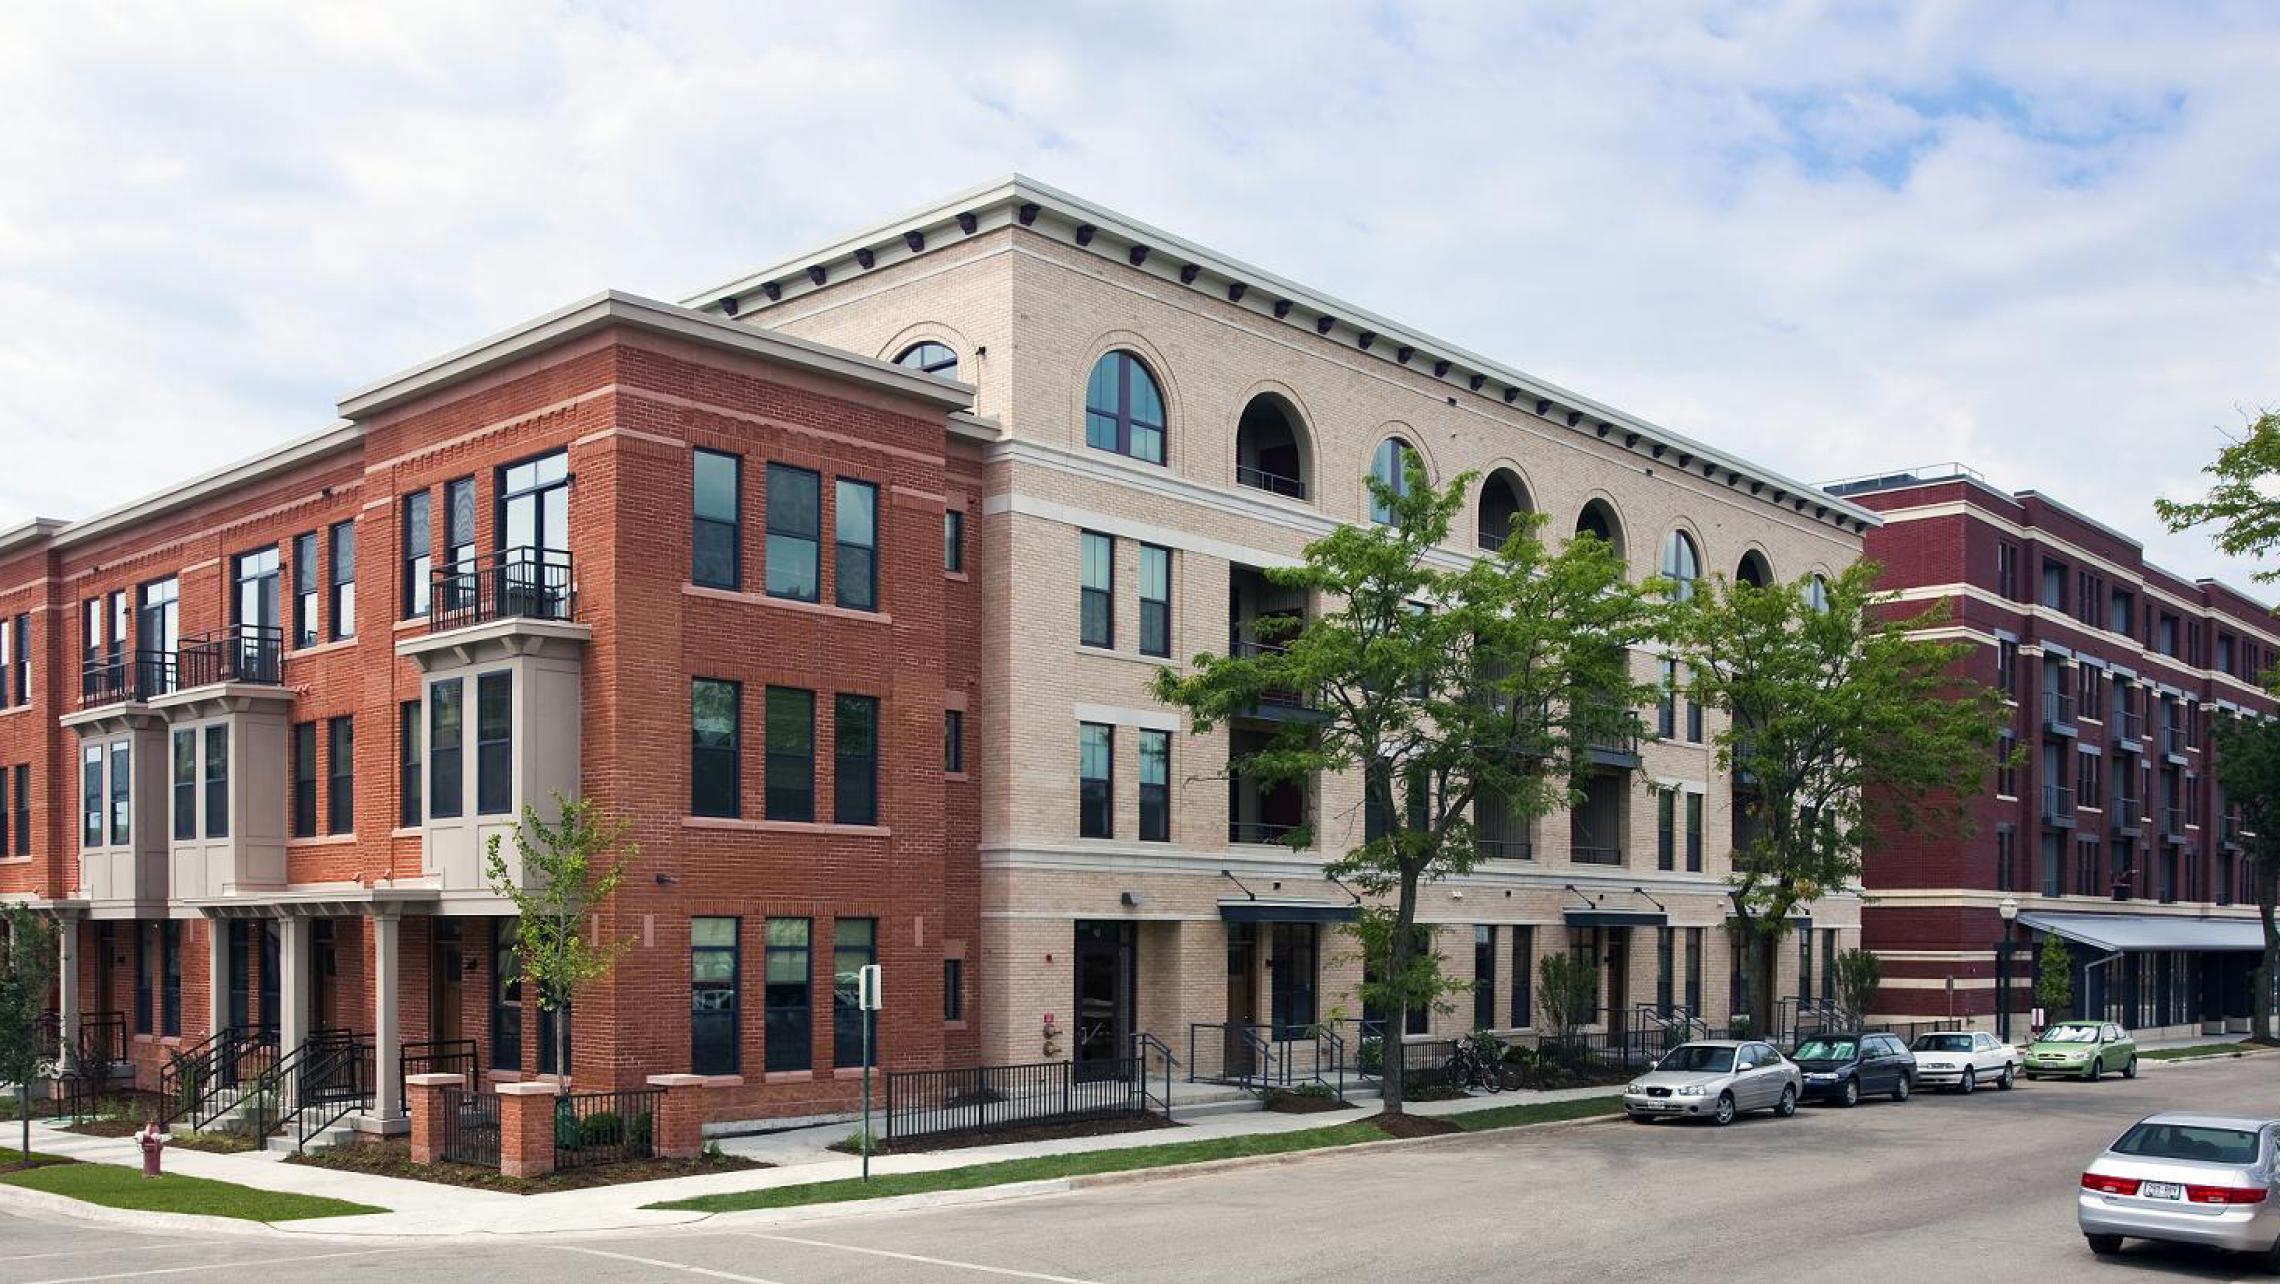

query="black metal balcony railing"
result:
[2111,709,2144,749]
[2042,783,2077,826]
[1229,638,1315,713]
[2221,815,2242,848]
[2042,690,2076,732]
[1571,845,1622,865]
[80,649,163,706]
[1477,529,1509,552]
[2111,797,2143,834]
[1477,837,1533,860]
[429,548,574,632]
[1227,820,1303,846]
[2162,806,2186,839]
[2161,724,2189,759]
[174,625,282,688]
[1234,465,1306,500]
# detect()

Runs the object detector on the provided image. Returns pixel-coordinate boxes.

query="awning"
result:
[1218,899,1360,925]
[2019,911,2269,954]
[1564,909,1668,929]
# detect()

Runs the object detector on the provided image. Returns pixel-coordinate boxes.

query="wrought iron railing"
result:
[883,1057,1156,1141]
[2042,784,2077,824]
[1478,837,1533,860]
[2162,724,2189,758]
[554,1086,660,1171]
[241,1029,357,1146]
[429,547,574,632]
[173,625,283,688]
[1227,820,1303,845]
[80,649,166,706]
[2042,690,2076,730]
[399,1038,478,1106]
[1571,845,1622,865]
[159,1026,240,1126]
[2111,797,2143,832]
[440,1085,500,1167]
[291,1038,375,1152]
[2163,806,2187,838]
[1235,465,1306,500]
[2112,709,2144,747]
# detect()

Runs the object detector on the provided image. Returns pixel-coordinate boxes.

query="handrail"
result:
[429,546,574,632]
[293,1038,376,1152]
[159,1026,238,1126]
[243,1029,357,1147]
[1130,1032,1179,1121]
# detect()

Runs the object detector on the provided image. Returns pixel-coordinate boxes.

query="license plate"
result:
[2141,1182,2183,1201]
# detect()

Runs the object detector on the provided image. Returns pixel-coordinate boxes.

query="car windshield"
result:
[1913,1035,1974,1053]
[1792,1038,1857,1061]
[2111,1123,2263,1165]
[1656,1045,1736,1073]
[2039,1024,2101,1044]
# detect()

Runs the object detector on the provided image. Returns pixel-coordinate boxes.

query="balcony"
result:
[2041,783,2077,828]
[1580,699,1642,770]
[79,650,163,708]
[2161,806,2186,841]
[2160,724,2189,763]
[1478,837,1533,860]
[1571,845,1622,865]
[2222,815,2243,850]
[428,548,574,633]
[2041,690,2077,737]
[2110,796,2143,837]
[1234,464,1306,501]
[78,627,284,711]
[1569,770,1626,865]
[2110,709,2144,753]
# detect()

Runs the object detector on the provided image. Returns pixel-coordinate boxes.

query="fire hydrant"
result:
[135,1121,168,1178]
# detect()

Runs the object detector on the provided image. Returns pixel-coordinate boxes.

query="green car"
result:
[2022,1020,2138,1081]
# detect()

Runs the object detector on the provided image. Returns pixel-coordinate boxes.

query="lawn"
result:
[1,1151,384,1221]
[2140,1042,2273,1062]
[648,1095,1622,1215]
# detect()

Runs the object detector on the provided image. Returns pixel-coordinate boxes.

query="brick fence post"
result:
[496,1080,561,1179]
[645,1074,709,1159]
[405,1073,465,1166]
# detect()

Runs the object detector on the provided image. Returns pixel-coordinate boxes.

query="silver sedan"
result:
[2079,1112,2280,1270]
[1623,1040,1801,1126]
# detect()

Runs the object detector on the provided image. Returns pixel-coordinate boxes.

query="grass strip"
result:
[2140,1043,2267,1062]
[648,1095,1622,1214]
[1,1151,384,1221]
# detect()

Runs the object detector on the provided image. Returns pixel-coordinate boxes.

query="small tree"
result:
[1153,462,1660,1114]
[1,907,60,1166]
[1667,560,2011,1041]
[1832,948,1882,1028]
[2210,711,2280,1043]
[2152,409,2280,579]
[484,794,639,1085]
[1535,951,1599,1051]
[2035,931,2075,1021]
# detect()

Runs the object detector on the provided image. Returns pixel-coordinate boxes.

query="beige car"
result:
[1623,1040,1802,1126]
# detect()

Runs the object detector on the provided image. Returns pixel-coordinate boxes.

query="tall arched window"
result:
[1235,394,1310,499]
[1574,499,1625,562]
[1806,574,1831,613]
[895,341,957,377]
[1369,437,1418,525]
[1478,469,1533,551]
[1084,351,1166,465]
[1661,531,1701,600]
[1736,550,1773,589]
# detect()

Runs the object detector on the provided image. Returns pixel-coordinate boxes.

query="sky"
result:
[3,1,2276,592]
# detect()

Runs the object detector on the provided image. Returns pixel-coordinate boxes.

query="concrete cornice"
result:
[50,423,362,553]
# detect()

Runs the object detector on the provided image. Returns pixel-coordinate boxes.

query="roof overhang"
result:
[1218,899,1359,926]
[2020,911,2267,954]
[52,424,362,553]
[1565,909,1669,929]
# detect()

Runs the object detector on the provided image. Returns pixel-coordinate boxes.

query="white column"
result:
[206,919,228,1036]
[371,912,402,1122]
[278,915,310,1055]
[56,917,81,1072]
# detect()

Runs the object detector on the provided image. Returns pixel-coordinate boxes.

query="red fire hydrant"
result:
[135,1121,168,1178]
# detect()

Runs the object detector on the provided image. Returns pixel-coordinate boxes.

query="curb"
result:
[0,1181,300,1238]
[2142,1046,2280,1068]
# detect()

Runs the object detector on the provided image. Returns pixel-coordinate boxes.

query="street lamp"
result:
[1995,897,2020,1041]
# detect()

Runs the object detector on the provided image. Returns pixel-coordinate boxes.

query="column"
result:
[405,1072,464,1165]
[496,1081,560,1178]
[645,1074,707,1159]
[371,911,403,1123]
[205,919,227,1038]
[278,914,310,1054]
[56,916,81,1072]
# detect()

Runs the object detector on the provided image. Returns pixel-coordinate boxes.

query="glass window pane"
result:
[695,451,739,521]
[835,480,875,546]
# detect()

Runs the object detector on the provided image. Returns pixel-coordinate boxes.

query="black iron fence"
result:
[430,547,574,632]
[884,1057,1159,1141]
[1185,1022,1349,1099]
[399,1038,478,1104]
[554,1087,660,1171]
[173,625,283,688]
[440,1085,499,1167]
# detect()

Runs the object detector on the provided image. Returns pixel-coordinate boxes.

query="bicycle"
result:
[1443,1035,1506,1094]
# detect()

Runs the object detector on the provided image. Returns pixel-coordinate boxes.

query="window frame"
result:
[1138,727,1170,842]
[402,490,433,620]
[399,699,423,828]
[691,449,743,590]
[1138,543,1171,658]
[475,671,512,816]
[1080,531,1115,649]
[764,686,816,823]
[834,693,879,826]
[429,679,464,820]
[943,708,965,774]
[943,508,965,574]
[832,917,877,1069]
[1079,722,1114,838]
[328,520,356,640]
[834,478,880,611]
[764,463,822,603]
[291,721,319,839]
[690,678,742,819]
[690,916,741,1077]
[292,532,320,648]
[171,729,196,842]
[1083,350,1166,465]
[763,917,813,1073]
[327,716,354,835]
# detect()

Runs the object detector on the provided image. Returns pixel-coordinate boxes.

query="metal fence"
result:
[554,1087,660,1171]
[399,1039,478,1103]
[440,1086,499,1167]
[884,1058,1157,1141]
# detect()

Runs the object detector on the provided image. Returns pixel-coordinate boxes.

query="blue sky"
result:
[2,1,2277,589]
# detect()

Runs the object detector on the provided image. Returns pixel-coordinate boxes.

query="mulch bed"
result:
[165,1131,261,1155]
[1400,1083,1471,1102]
[61,1119,141,1138]
[1371,1113,1463,1139]
[1264,1092,1355,1114]
[283,1136,767,1195]
[832,1110,1178,1156]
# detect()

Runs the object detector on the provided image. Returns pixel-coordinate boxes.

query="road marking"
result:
[19,1247,405,1284]
[735,1233,1110,1283]
[552,1246,796,1283]
[0,1243,204,1264]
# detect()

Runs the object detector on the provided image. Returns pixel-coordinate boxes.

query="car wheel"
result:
[2087,1058,2103,1082]
[1997,1066,2015,1090]
[1838,1078,1859,1108]
[1775,1085,1797,1118]
[1892,1074,1911,1103]
[1959,1068,1976,1095]
[2084,1233,2124,1257]
[2259,1232,2280,1275]
[2122,1056,2138,1080]
[1713,1092,1737,1126]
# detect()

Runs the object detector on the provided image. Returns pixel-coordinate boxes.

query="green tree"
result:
[2152,410,2280,580]
[1832,948,1883,1028]
[1667,560,2011,1036]
[1,907,60,1166]
[2035,930,2075,1020]
[1152,461,1659,1113]
[1535,950,1599,1051]
[484,794,640,1085]
[2210,712,2280,1043]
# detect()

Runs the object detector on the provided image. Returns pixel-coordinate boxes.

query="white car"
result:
[1908,1030,2020,1093]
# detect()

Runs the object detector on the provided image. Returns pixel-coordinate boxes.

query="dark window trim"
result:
[692,449,743,590]
[691,677,743,819]
[764,462,822,604]
[1138,543,1171,658]
[834,478,880,611]
[327,716,354,835]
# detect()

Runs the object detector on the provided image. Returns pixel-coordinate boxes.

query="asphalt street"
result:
[3,1056,2275,1284]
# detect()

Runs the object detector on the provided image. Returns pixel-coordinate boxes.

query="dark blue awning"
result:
[1219,900,1360,925]
[1563,909,1667,929]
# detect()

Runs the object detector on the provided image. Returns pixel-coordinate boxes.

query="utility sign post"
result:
[857,964,882,1181]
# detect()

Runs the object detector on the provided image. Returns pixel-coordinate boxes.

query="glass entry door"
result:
[1073,921,1135,1081]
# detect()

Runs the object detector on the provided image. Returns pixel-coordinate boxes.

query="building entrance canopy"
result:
[2020,911,2268,954]
[1217,899,1360,925]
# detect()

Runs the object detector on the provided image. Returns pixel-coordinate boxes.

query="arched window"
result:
[1806,573,1831,613]
[1574,499,1625,561]
[1478,469,1533,551]
[1084,351,1165,465]
[1369,437,1418,525]
[1736,550,1773,589]
[895,341,957,377]
[1235,394,1309,500]
[1661,531,1701,600]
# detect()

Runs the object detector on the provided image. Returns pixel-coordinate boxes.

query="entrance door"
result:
[258,922,280,1043]
[1073,921,1135,1082]
[431,920,465,1045]
[1604,929,1630,1040]
[310,918,338,1035]
[1225,922,1259,1078]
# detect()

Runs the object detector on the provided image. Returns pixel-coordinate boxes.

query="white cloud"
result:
[2,0,2276,593]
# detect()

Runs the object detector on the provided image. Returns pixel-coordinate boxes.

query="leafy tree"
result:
[2152,410,2280,580]
[1152,461,1659,1112]
[1667,561,2011,1037]
[484,794,640,1085]
[1535,950,1599,1051]
[2035,930,2075,1020]
[1,907,59,1166]
[2210,712,2280,1044]
[1832,948,1883,1028]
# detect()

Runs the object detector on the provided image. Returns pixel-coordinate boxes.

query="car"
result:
[1909,1029,2022,1093]
[1790,1031,1917,1107]
[2025,1020,2139,1081]
[2079,1112,2280,1270]
[1623,1040,1801,1126]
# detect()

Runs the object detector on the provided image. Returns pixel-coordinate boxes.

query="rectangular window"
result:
[943,508,965,574]
[292,532,320,647]
[1685,688,1703,744]
[833,918,877,1068]
[429,679,463,819]
[764,917,812,1073]
[492,919,522,1071]
[1138,727,1170,842]
[2109,589,2133,635]
[1657,928,1676,1013]
[108,739,131,847]
[161,921,182,1036]
[402,491,432,619]
[1510,926,1533,1028]
[1138,544,1171,657]
[2040,558,2064,610]
[1995,639,2017,695]
[1656,788,1676,870]
[1685,928,1703,1016]
[943,958,964,1022]
[172,729,196,841]
[1474,925,1496,1031]
[327,717,354,834]
[8,614,25,706]
[0,613,10,707]
[444,476,476,608]
[1079,532,1114,648]
[1079,722,1113,838]
[835,478,878,610]
[690,917,740,1076]
[1996,541,2018,600]
[764,687,815,822]
[134,923,153,1034]
[399,700,422,828]
[9,765,25,857]
[328,520,356,639]
[1656,659,1677,739]
[82,744,102,849]
[834,694,878,826]
[1685,792,1703,872]
[690,678,741,818]
[476,672,512,816]
[943,708,965,774]
[202,724,228,840]
[764,463,820,602]
[291,722,318,838]
[692,449,742,589]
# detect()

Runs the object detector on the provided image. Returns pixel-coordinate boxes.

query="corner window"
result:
[399,700,422,828]
[692,450,742,590]
[171,730,195,841]
[1079,722,1113,838]
[835,479,879,611]
[691,678,741,819]
[1138,544,1171,658]
[765,687,815,822]
[475,673,512,816]
[1369,438,1417,525]
[1084,350,1165,465]
[764,463,821,602]
[1080,532,1114,648]
[834,694,878,826]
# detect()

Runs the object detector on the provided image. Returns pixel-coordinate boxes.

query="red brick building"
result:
[1,292,984,1129]
[1829,463,2276,1040]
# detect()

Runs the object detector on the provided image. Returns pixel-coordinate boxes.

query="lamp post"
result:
[1995,897,2020,1041]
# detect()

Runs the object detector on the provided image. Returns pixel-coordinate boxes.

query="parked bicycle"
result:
[1443,1032,1506,1094]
